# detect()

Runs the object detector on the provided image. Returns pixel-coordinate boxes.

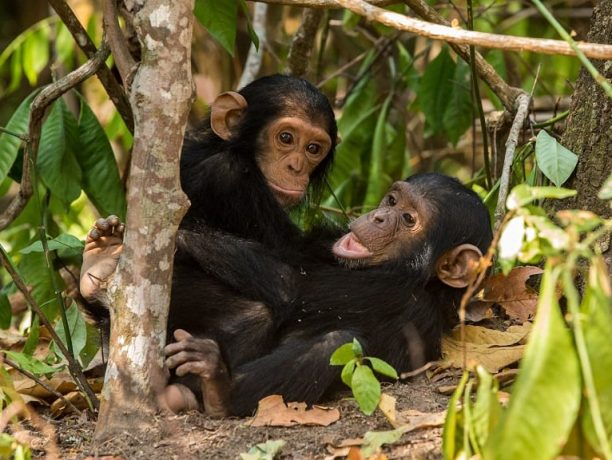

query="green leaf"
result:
[0,91,38,183]
[351,337,363,356]
[361,428,405,457]
[484,264,581,460]
[581,257,612,455]
[366,357,398,380]
[0,291,11,329]
[330,343,355,365]
[20,234,84,255]
[4,350,63,377]
[341,360,357,387]
[471,366,502,451]
[18,252,59,318]
[598,173,612,201]
[37,99,83,206]
[363,95,393,211]
[240,439,285,460]
[351,364,381,415]
[535,131,578,187]
[8,47,23,94]
[76,97,127,218]
[506,184,576,210]
[417,47,456,135]
[55,22,74,66]
[194,0,238,56]
[52,303,87,362]
[22,25,50,86]
[442,59,473,145]
[238,0,259,50]
[442,371,469,460]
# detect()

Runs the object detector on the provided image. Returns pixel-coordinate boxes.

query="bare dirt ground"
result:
[30,375,453,459]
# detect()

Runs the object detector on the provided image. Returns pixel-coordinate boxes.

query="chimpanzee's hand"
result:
[164,329,227,380]
[80,215,124,301]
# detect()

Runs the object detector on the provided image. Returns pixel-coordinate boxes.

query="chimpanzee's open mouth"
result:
[332,232,373,259]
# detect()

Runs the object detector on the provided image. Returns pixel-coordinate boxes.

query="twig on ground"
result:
[0,245,99,410]
[238,3,269,88]
[2,355,82,415]
[47,0,133,132]
[0,46,110,232]
[494,93,531,227]
[288,9,325,78]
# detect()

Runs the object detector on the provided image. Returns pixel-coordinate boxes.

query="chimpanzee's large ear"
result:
[436,244,482,288]
[210,91,248,140]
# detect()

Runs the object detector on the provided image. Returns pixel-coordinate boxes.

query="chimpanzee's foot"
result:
[80,216,124,301]
[165,329,231,416]
[160,383,200,413]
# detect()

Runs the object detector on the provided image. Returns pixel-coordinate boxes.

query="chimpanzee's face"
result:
[257,115,332,208]
[333,181,433,267]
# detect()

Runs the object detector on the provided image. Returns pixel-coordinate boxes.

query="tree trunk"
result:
[95,0,193,439]
[559,0,611,269]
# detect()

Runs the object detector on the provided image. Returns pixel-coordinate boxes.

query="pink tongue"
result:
[333,232,372,259]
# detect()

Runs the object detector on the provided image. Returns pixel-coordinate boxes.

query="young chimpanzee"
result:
[163,173,493,416]
[80,75,338,340]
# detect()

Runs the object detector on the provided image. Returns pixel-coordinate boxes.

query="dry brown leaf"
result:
[378,393,397,428]
[441,324,531,373]
[50,391,88,417]
[396,410,446,430]
[475,266,543,322]
[248,395,340,427]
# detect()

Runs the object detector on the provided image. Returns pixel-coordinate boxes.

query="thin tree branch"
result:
[0,245,99,410]
[334,0,612,60]
[402,0,520,112]
[238,3,269,89]
[102,0,138,89]
[288,9,325,78]
[2,355,82,415]
[0,46,110,232]
[47,0,134,133]
[494,93,531,227]
[251,0,398,7]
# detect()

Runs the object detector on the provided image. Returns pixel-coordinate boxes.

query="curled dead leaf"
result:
[249,395,340,427]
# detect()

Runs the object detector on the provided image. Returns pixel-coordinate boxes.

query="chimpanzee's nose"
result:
[370,208,390,226]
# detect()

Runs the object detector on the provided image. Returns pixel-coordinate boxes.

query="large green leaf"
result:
[22,25,50,86]
[363,95,393,210]
[52,303,87,364]
[351,364,381,416]
[0,91,38,183]
[76,98,126,218]
[329,343,355,365]
[581,257,612,455]
[37,99,83,206]
[4,350,63,377]
[194,0,238,56]
[506,184,576,210]
[18,251,61,319]
[442,371,469,459]
[442,59,473,145]
[484,264,581,460]
[366,357,398,380]
[535,131,578,187]
[417,47,456,135]
[20,234,84,256]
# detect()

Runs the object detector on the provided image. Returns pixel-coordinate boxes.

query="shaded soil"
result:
[30,375,453,459]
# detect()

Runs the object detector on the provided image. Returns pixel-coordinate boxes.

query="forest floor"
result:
[28,374,454,459]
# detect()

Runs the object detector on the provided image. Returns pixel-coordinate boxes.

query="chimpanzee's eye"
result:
[306,143,321,155]
[279,132,293,144]
[387,195,397,206]
[403,213,416,227]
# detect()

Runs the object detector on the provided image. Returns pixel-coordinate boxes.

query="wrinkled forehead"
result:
[388,181,439,218]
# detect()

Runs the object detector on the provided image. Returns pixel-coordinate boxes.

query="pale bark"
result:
[95,0,193,439]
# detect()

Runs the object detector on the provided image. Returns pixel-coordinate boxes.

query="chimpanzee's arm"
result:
[228,330,356,416]
[176,227,296,315]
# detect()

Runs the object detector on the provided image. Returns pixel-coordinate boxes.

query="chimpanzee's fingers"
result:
[165,350,199,369]
[174,329,193,341]
[175,361,211,378]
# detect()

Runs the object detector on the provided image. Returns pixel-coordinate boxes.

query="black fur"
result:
[176,173,493,416]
